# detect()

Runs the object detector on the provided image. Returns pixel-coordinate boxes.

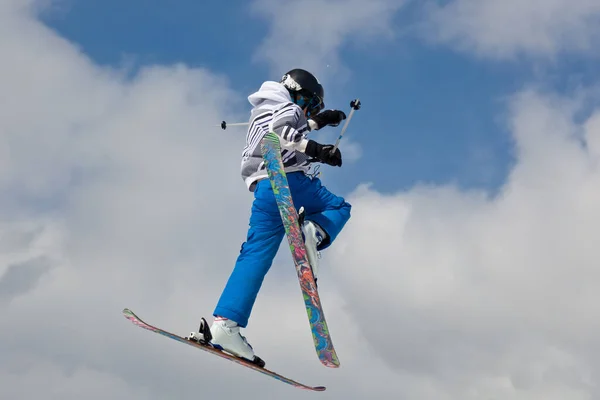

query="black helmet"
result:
[280,68,324,117]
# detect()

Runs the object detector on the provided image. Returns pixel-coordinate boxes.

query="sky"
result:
[2,0,600,399]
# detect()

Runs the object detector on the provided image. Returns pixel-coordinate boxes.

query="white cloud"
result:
[250,0,407,79]
[422,0,600,59]
[328,87,600,398]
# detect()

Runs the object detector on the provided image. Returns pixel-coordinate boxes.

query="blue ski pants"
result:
[213,172,351,327]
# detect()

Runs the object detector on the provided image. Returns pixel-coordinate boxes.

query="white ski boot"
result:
[209,318,265,367]
[299,207,325,284]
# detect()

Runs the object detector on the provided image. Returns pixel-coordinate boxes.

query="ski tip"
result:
[122,308,138,320]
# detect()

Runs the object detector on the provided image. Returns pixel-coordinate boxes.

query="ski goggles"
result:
[297,92,324,117]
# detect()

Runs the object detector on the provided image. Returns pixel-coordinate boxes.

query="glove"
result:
[310,110,346,130]
[305,140,342,167]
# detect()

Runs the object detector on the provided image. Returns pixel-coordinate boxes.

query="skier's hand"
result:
[310,110,346,130]
[305,140,343,167]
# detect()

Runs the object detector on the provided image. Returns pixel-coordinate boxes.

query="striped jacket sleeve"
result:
[269,102,310,153]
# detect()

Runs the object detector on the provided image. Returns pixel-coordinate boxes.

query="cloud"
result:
[250,0,407,79]
[0,257,53,304]
[328,86,600,398]
[421,0,600,59]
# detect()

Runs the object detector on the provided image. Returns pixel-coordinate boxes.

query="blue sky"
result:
[39,1,596,196]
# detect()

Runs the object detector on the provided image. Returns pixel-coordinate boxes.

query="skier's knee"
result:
[340,200,352,223]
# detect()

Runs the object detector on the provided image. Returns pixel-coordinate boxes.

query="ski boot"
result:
[298,207,325,286]
[209,317,266,368]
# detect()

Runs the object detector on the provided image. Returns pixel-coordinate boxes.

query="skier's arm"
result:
[270,104,344,167]
[270,103,311,153]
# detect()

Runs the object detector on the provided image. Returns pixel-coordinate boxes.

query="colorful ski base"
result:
[260,132,340,368]
[122,308,326,392]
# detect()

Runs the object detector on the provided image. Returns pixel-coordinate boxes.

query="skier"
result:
[208,69,352,366]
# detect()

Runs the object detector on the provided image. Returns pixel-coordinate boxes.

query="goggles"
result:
[296,92,324,117]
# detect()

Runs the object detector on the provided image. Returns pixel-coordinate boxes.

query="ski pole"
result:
[330,99,361,154]
[219,121,249,130]
[218,97,361,137]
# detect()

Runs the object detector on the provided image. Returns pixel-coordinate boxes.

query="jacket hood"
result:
[247,81,292,108]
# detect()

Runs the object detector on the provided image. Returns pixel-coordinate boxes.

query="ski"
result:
[260,132,340,368]
[122,308,326,391]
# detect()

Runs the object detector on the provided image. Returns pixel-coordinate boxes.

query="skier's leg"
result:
[290,173,351,250]
[210,179,284,361]
[212,220,283,327]
[288,173,351,280]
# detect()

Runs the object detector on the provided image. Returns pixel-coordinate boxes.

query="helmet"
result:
[280,69,324,117]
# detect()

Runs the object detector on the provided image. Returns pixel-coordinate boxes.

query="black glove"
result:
[310,110,346,130]
[305,140,342,167]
